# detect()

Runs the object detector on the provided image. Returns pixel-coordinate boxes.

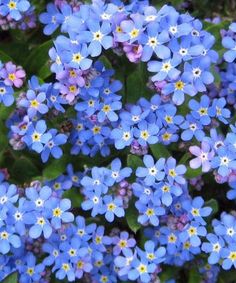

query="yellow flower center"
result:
[93,126,101,134]
[27,268,34,276]
[146,208,154,216]
[175,81,185,90]
[30,99,39,108]
[137,264,147,273]
[129,28,139,38]
[53,207,62,217]
[8,73,16,80]
[72,53,82,63]
[229,252,236,261]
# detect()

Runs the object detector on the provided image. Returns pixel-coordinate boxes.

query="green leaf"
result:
[3,272,18,283]
[126,200,141,233]
[43,156,68,180]
[63,189,83,208]
[0,50,12,62]
[150,143,170,160]
[99,55,113,69]
[24,40,53,75]
[179,152,191,165]
[11,157,40,183]
[205,199,219,215]
[127,154,143,170]
[204,20,230,51]
[126,63,151,103]
[185,166,202,179]
[188,269,202,283]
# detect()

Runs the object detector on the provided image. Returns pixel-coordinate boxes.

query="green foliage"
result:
[150,143,171,160]
[205,198,219,215]
[127,154,143,170]
[43,155,69,180]
[2,272,18,283]
[126,200,141,233]
[126,63,151,103]
[24,40,53,77]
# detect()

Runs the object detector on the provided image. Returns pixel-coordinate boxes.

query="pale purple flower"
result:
[0,62,25,88]
[189,141,215,172]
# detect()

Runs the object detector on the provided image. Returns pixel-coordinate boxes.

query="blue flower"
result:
[59,43,93,71]
[209,97,231,124]
[19,253,44,282]
[211,146,236,177]
[222,244,236,270]
[111,124,134,149]
[136,200,165,226]
[23,120,52,153]
[116,14,144,43]
[179,221,207,247]
[154,182,182,207]
[106,158,132,186]
[138,240,166,264]
[148,56,181,82]
[162,76,197,105]
[165,157,186,185]
[46,198,74,229]
[180,114,205,141]
[120,105,149,126]
[97,101,122,122]
[41,129,67,163]
[128,257,156,283]
[112,231,136,256]
[189,95,211,126]
[0,226,21,254]
[0,184,18,209]
[134,120,159,146]
[19,90,49,118]
[0,0,30,21]
[0,82,14,106]
[25,185,52,211]
[103,195,124,222]
[222,36,236,63]
[75,216,96,241]
[136,155,165,185]
[183,196,212,225]
[81,187,105,217]
[39,3,63,35]
[182,58,214,92]
[25,212,52,239]
[202,233,224,264]
[140,22,170,61]
[78,20,113,57]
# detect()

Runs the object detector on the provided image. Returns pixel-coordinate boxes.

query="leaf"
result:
[126,62,151,103]
[150,143,170,160]
[126,200,141,233]
[11,157,40,183]
[24,40,53,75]
[205,199,219,215]
[3,272,18,283]
[127,154,143,170]
[185,166,202,179]
[204,20,230,51]
[99,55,113,69]
[0,50,12,62]
[188,269,202,283]
[43,156,68,180]
[179,152,191,165]
[63,189,83,208]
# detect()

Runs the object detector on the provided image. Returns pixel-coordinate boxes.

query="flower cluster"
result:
[0,61,25,106]
[2,0,236,282]
[0,0,35,30]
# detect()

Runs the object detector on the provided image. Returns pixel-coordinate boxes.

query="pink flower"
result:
[0,62,26,88]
